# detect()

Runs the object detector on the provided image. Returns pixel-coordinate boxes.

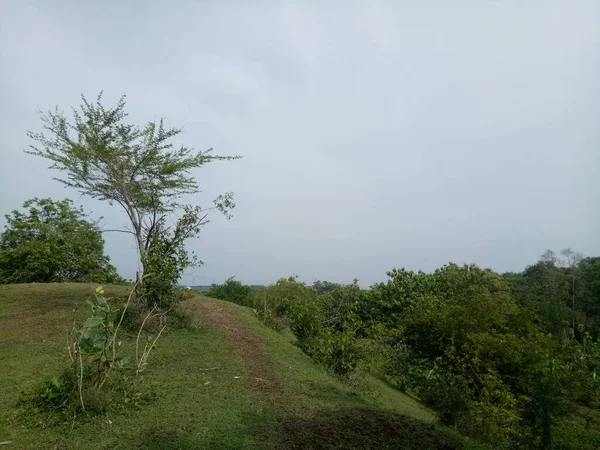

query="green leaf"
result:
[83,315,104,328]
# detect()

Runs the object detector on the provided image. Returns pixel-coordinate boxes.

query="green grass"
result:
[230,301,434,419]
[0,284,484,449]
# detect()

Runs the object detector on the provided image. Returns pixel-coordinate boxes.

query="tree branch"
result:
[100,229,136,235]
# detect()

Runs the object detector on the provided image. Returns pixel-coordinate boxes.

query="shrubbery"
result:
[0,198,124,284]
[250,278,373,376]
[245,263,600,448]
[289,282,372,376]
[369,263,600,449]
[25,285,167,423]
[205,277,257,307]
[253,276,315,330]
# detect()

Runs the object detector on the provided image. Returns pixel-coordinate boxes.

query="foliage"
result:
[370,261,600,448]
[366,268,428,332]
[0,197,123,284]
[26,92,238,297]
[264,280,372,376]
[205,277,257,307]
[504,261,570,337]
[505,249,600,340]
[3,283,482,450]
[575,257,600,339]
[30,285,167,421]
[140,206,205,308]
[254,276,316,330]
[301,282,374,375]
[370,264,543,446]
[311,280,341,294]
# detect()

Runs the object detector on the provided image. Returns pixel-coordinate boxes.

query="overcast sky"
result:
[1,1,599,287]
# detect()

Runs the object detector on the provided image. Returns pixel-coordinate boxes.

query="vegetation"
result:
[0,283,481,449]
[2,93,597,449]
[311,280,342,294]
[207,252,600,449]
[0,198,122,284]
[2,92,245,440]
[205,277,257,307]
[22,283,170,425]
[26,92,239,306]
[254,276,316,331]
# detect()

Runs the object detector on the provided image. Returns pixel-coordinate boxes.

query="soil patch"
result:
[193,297,280,400]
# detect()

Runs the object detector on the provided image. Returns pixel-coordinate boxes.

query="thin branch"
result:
[99,228,136,235]
[135,305,157,370]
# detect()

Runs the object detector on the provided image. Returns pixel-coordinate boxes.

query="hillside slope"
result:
[0,284,481,449]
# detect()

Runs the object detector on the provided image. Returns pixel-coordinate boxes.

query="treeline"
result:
[206,251,600,449]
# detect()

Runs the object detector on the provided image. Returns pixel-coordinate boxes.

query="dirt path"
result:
[194,298,280,400]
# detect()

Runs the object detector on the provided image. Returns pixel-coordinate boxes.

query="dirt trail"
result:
[195,298,280,400]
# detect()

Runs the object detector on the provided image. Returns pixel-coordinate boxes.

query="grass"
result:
[230,301,435,420]
[0,283,484,449]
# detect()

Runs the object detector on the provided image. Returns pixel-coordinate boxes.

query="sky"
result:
[1,1,599,287]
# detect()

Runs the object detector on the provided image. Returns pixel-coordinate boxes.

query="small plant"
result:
[68,286,127,398]
[29,284,168,422]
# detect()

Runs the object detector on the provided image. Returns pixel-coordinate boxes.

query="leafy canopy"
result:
[26,92,239,260]
[0,198,122,283]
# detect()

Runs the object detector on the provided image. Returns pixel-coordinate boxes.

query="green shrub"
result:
[311,280,341,294]
[309,330,364,376]
[140,206,211,309]
[254,276,315,328]
[288,295,322,343]
[141,225,189,309]
[370,263,600,448]
[28,285,167,423]
[551,414,600,450]
[371,264,544,445]
[205,277,256,307]
[0,198,123,284]
[287,281,373,376]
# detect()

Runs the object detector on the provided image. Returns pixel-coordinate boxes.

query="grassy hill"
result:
[0,284,482,449]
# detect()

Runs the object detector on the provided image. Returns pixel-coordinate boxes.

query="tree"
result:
[0,198,122,283]
[560,248,584,333]
[311,280,341,294]
[578,257,600,338]
[506,251,571,339]
[26,93,239,298]
[373,264,555,446]
[507,249,588,341]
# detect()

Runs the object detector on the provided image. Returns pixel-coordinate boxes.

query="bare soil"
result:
[194,298,280,400]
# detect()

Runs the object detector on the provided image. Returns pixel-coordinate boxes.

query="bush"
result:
[27,285,167,423]
[551,415,600,450]
[308,330,365,376]
[371,264,546,445]
[0,198,123,284]
[205,277,256,307]
[140,206,210,309]
[254,276,315,328]
[31,367,114,422]
[370,263,600,448]
[287,281,373,376]
[141,225,188,309]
